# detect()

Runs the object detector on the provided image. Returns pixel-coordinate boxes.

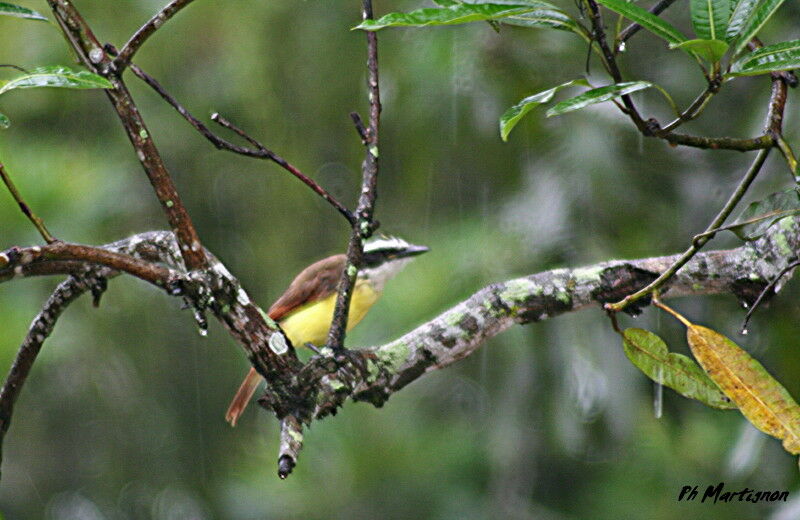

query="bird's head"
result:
[360,236,428,291]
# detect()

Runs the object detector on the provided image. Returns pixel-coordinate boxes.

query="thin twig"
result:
[740,260,800,333]
[349,112,368,143]
[617,0,680,49]
[325,0,382,352]
[0,273,103,476]
[763,70,795,176]
[585,0,649,133]
[765,74,789,136]
[659,77,721,133]
[662,133,773,151]
[606,147,771,311]
[113,0,196,70]
[209,115,355,224]
[128,63,355,225]
[0,162,56,243]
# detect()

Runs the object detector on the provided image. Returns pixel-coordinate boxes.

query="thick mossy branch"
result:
[1,217,797,478]
[349,216,799,407]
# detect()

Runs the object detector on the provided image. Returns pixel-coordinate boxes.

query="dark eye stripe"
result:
[363,249,402,266]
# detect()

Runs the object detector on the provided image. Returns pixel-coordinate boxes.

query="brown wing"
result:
[226,254,345,426]
[267,254,346,321]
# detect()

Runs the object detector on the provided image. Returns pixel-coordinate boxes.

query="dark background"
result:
[1,1,799,518]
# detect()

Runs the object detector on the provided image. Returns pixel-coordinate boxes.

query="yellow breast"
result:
[278,280,381,347]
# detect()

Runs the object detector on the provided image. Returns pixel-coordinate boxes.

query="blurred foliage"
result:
[1,0,800,518]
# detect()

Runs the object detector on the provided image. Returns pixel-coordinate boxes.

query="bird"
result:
[225,236,429,426]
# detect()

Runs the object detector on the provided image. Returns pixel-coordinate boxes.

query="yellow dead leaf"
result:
[687,325,800,455]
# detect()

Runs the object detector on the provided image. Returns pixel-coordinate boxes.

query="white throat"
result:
[360,258,413,292]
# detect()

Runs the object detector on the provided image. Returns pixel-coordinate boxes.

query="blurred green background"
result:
[1,1,800,518]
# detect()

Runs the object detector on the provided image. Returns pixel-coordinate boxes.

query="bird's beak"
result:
[399,244,429,258]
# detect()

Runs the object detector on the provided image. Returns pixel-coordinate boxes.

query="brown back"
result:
[267,254,346,321]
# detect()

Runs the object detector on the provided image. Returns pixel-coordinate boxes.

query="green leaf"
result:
[595,0,687,45]
[622,328,736,409]
[0,66,112,96]
[729,39,800,76]
[502,7,590,41]
[355,3,540,30]
[546,81,653,117]
[690,0,732,40]
[725,0,757,41]
[0,2,47,21]
[0,111,9,129]
[728,188,800,240]
[730,0,787,57]
[500,78,589,141]
[670,38,730,63]
[687,324,800,455]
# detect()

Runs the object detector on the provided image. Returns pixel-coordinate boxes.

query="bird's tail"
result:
[225,367,261,426]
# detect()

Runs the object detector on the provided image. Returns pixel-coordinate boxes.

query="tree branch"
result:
[2,213,798,480]
[325,0,382,352]
[0,231,301,407]
[47,0,207,270]
[278,416,303,479]
[0,241,176,288]
[0,271,109,477]
[661,132,774,151]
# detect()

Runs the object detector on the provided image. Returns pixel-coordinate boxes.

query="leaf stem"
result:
[606,147,771,312]
[692,209,800,244]
[651,293,692,327]
[775,135,798,178]
[660,76,720,132]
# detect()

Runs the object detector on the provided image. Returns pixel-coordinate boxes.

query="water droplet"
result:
[742,302,749,309]
[618,42,626,53]
[198,328,208,337]
[740,328,749,336]
[89,47,104,64]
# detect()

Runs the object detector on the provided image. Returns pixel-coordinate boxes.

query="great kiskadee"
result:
[225,236,429,426]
